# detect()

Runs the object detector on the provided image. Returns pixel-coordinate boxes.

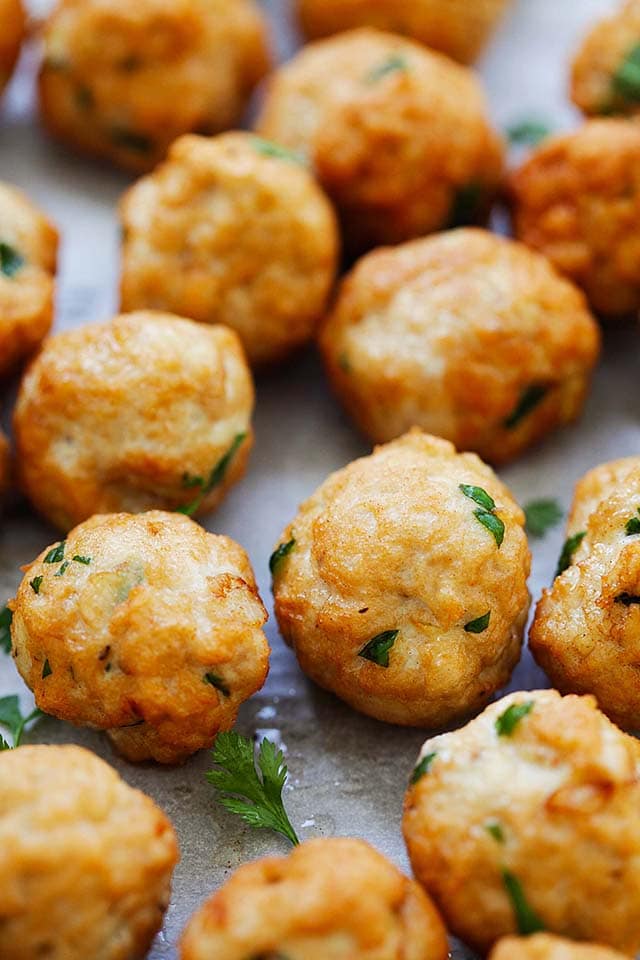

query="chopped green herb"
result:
[110,127,153,153]
[625,509,640,536]
[178,433,246,517]
[269,539,296,577]
[411,751,436,785]
[556,531,586,577]
[464,611,491,634]
[615,593,640,606]
[506,119,552,146]
[460,485,496,512]
[366,53,408,83]
[41,659,52,679]
[54,560,70,577]
[496,700,534,737]
[0,242,25,278]
[474,509,505,548]
[30,576,43,595]
[613,43,640,103]
[72,555,92,565]
[206,731,299,845]
[448,181,483,228]
[504,384,548,429]
[204,672,230,697]
[524,499,563,538]
[252,137,306,166]
[502,870,545,935]
[182,472,204,489]
[358,629,399,668]
[0,695,43,749]
[44,542,65,564]
[0,605,12,654]
[485,819,505,843]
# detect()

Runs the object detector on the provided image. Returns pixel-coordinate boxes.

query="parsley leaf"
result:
[42,659,52,679]
[460,485,496,512]
[460,485,505,547]
[506,119,551,147]
[178,433,246,517]
[44,541,66,564]
[556,531,586,577]
[0,695,43,748]
[625,509,640,536]
[0,242,25,278]
[55,560,70,577]
[72,555,91,565]
[464,611,491,634]
[502,870,545,935]
[30,576,43,595]
[474,509,505,547]
[358,629,398,667]
[503,384,548,429]
[252,137,306,166]
[0,605,12,654]
[366,54,408,84]
[206,731,299,846]
[524,499,563,538]
[204,672,230,697]
[613,43,640,103]
[269,539,296,577]
[485,819,505,843]
[496,700,534,737]
[411,751,436,785]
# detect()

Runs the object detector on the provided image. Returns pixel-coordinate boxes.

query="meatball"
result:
[510,119,640,316]
[120,132,339,367]
[490,934,630,960]
[571,0,640,117]
[0,743,178,959]
[180,837,448,960]
[10,510,269,764]
[13,310,254,531]
[38,0,271,172]
[320,229,600,464]
[255,29,504,255]
[272,429,530,727]
[296,0,512,64]
[530,457,640,732]
[0,0,24,97]
[0,181,58,378]
[403,689,640,954]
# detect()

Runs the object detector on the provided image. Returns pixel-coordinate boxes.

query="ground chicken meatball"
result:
[13,311,253,531]
[510,119,640,316]
[0,181,58,378]
[180,838,448,960]
[0,0,24,97]
[38,0,271,172]
[571,0,640,117]
[0,744,178,959]
[10,511,269,763]
[530,457,640,732]
[296,0,512,64]
[403,689,640,954]
[320,229,600,464]
[490,934,630,960]
[255,29,504,255]
[272,430,530,727]
[120,132,339,366]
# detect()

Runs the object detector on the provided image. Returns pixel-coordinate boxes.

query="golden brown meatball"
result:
[320,229,600,464]
[0,0,25,97]
[120,132,339,366]
[38,0,271,172]
[403,689,640,955]
[0,181,58,379]
[572,0,640,117]
[180,837,448,960]
[296,0,512,64]
[272,430,530,727]
[255,29,504,255]
[490,934,630,960]
[530,457,640,732]
[10,510,269,763]
[510,119,640,316]
[13,310,253,531]
[0,743,178,959]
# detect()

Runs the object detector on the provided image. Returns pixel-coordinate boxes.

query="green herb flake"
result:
[411,751,437,785]
[0,694,43,749]
[366,53,409,84]
[460,484,496,512]
[72,555,92,565]
[504,384,549,429]
[252,137,306,166]
[0,605,12,654]
[613,43,640,103]
[178,433,246,517]
[109,127,153,153]
[358,629,399,668]
[524,499,563,538]
[474,509,505,548]
[181,472,204,490]
[506,119,552,147]
[464,611,491,634]
[30,576,43,595]
[502,869,545,935]
[269,539,296,577]
[204,672,230,697]
[625,509,640,536]
[54,560,70,577]
[0,242,25,278]
[41,659,52,679]
[485,819,505,843]
[615,593,640,606]
[44,542,66,564]
[556,531,586,577]
[496,700,534,737]
[448,181,483,228]
[206,731,299,846]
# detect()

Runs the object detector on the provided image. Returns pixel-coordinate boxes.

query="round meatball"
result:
[272,429,530,727]
[530,457,640,732]
[510,119,640,316]
[10,510,269,764]
[180,837,448,960]
[255,29,504,255]
[403,689,640,954]
[571,0,640,117]
[120,132,339,366]
[0,0,24,97]
[0,181,58,379]
[0,743,178,959]
[13,310,253,531]
[490,934,630,960]
[320,229,600,464]
[296,0,512,64]
[38,0,271,172]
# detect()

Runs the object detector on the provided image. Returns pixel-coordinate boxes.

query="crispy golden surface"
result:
[572,0,640,116]
[0,0,24,96]
[491,934,629,960]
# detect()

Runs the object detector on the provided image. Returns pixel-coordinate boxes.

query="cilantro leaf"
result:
[464,611,491,634]
[44,541,66,564]
[524,499,563,538]
[496,700,534,737]
[556,531,586,577]
[366,54,408,84]
[0,242,25,278]
[460,485,496,512]
[269,539,296,577]
[502,870,545,935]
[485,819,505,843]
[0,605,12,654]
[178,433,246,517]
[474,509,505,547]
[506,119,552,147]
[503,384,548,429]
[613,43,640,103]
[358,629,398,667]
[411,751,437,785]
[30,576,43,594]
[206,732,299,846]
[0,695,43,748]
[204,672,230,697]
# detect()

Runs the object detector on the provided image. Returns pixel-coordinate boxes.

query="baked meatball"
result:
[272,429,530,727]
[296,0,512,64]
[320,229,600,464]
[120,132,339,366]
[38,0,271,172]
[0,181,58,378]
[10,510,269,763]
[13,311,254,531]
[255,29,504,255]
[180,837,448,960]
[490,934,630,960]
[510,119,640,316]
[0,743,178,959]
[530,457,640,732]
[572,0,640,116]
[0,0,24,97]
[403,689,640,954]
